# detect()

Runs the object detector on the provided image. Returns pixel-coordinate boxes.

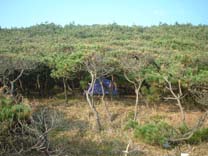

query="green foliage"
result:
[130,121,176,146]
[142,85,161,103]
[45,51,84,79]
[0,23,208,104]
[128,120,208,146]
[190,69,208,84]
[0,96,31,122]
[80,76,90,90]
[1,24,208,58]
[178,123,189,134]
[188,128,208,144]
[125,119,139,130]
[177,123,208,144]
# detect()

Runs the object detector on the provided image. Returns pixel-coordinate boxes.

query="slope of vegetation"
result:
[0,23,208,155]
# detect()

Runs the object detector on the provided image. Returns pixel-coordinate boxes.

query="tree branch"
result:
[11,69,24,83]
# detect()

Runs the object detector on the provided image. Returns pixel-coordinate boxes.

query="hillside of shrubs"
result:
[0,23,208,155]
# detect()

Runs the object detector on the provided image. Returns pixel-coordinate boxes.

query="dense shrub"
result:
[125,119,139,129]
[126,119,208,147]
[0,95,31,123]
[0,104,30,122]
[133,121,175,146]
[0,24,208,105]
[187,128,208,144]
[141,85,161,104]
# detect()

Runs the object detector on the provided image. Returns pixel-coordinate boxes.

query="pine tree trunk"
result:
[63,78,68,104]
[177,98,185,124]
[86,73,102,131]
[134,88,139,121]
[99,79,112,122]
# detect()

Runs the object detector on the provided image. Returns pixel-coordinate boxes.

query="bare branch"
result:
[164,97,177,100]
[124,72,136,86]
[11,69,24,83]
[163,77,185,123]
[178,79,183,96]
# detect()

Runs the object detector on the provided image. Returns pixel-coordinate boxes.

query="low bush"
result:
[141,86,161,104]
[124,119,139,130]
[0,95,31,123]
[134,121,176,146]
[178,123,189,134]
[187,128,208,144]
[127,119,208,147]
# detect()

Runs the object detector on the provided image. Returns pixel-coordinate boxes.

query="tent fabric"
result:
[88,78,118,95]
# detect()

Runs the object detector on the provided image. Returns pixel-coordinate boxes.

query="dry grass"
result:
[32,96,208,156]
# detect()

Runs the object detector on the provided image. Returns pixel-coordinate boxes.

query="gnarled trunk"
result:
[99,79,112,122]
[86,72,102,131]
[10,69,24,96]
[63,78,68,104]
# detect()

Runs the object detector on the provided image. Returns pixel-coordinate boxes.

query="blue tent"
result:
[88,78,118,95]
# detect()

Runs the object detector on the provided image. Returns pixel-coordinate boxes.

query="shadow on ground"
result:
[46,108,145,156]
